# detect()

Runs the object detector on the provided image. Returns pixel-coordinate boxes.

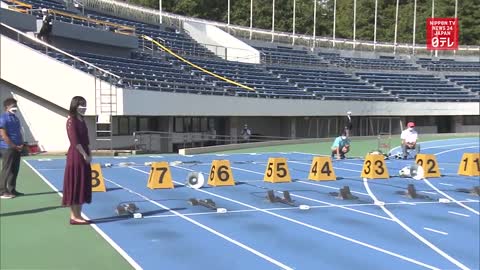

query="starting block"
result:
[116,203,142,218]
[397,184,429,199]
[337,186,358,200]
[455,186,480,196]
[188,198,227,213]
[266,190,310,210]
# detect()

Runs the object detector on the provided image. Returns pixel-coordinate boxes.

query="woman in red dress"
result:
[62,96,92,225]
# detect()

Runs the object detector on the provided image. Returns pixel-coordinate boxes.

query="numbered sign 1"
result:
[91,163,106,192]
[208,160,235,187]
[415,154,441,178]
[308,156,336,181]
[458,153,480,176]
[147,162,174,189]
[264,158,291,183]
[360,154,389,179]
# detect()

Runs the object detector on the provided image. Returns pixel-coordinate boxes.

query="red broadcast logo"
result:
[426,18,459,50]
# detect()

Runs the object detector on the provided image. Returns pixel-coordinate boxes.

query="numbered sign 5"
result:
[309,156,336,181]
[415,154,441,178]
[147,162,174,189]
[91,163,106,192]
[361,154,389,179]
[264,158,291,183]
[458,153,480,176]
[208,160,235,186]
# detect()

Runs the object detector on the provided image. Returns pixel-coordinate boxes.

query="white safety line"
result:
[103,177,294,270]
[399,201,416,206]
[363,178,469,270]
[419,191,438,195]
[423,228,448,236]
[423,179,479,216]
[130,166,440,269]
[439,183,454,187]
[448,211,470,218]
[23,160,143,270]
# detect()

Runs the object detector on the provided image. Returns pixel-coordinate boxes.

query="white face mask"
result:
[77,106,87,115]
[408,127,414,131]
[8,107,18,114]
[341,136,347,140]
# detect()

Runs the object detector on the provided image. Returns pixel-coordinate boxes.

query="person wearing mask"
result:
[241,124,252,143]
[331,131,351,160]
[38,8,53,43]
[62,96,92,225]
[401,122,420,160]
[0,98,24,199]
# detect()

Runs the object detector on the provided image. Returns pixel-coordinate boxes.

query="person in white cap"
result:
[400,122,420,159]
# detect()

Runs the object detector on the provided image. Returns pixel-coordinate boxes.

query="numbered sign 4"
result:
[458,153,480,176]
[208,160,235,186]
[264,158,291,183]
[361,154,389,179]
[91,163,106,192]
[147,162,174,189]
[415,154,441,178]
[309,156,336,181]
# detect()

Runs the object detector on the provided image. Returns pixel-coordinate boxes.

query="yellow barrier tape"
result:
[142,35,254,92]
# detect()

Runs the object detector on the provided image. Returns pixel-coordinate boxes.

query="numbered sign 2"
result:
[264,158,291,183]
[91,163,106,192]
[415,154,441,178]
[309,156,336,181]
[458,153,480,176]
[147,162,174,189]
[361,154,389,179]
[208,160,235,186]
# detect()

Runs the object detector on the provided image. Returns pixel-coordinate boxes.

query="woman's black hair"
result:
[69,96,86,116]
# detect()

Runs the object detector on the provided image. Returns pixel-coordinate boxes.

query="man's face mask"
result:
[341,136,347,140]
[77,106,87,115]
[8,106,18,114]
[408,127,414,131]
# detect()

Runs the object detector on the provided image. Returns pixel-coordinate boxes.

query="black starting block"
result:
[456,186,480,196]
[266,190,295,206]
[188,198,227,213]
[337,186,358,200]
[116,203,142,218]
[396,184,428,199]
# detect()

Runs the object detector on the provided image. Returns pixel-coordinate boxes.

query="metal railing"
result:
[80,0,479,57]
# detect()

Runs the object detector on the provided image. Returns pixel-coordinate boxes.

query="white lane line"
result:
[363,178,468,270]
[399,201,416,206]
[130,166,440,270]
[228,166,390,221]
[420,191,438,195]
[423,228,448,236]
[466,198,478,202]
[434,146,479,156]
[103,177,293,270]
[390,141,479,153]
[439,183,454,187]
[297,180,369,196]
[423,179,479,216]
[23,160,143,270]
[448,211,470,218]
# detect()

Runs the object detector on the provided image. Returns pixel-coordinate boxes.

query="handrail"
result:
[4,0,31,9]
[47,9,135,35]
[0,22,120,79]
[81,0,480,54]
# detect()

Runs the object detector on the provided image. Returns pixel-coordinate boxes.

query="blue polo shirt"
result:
[0,112,23,149]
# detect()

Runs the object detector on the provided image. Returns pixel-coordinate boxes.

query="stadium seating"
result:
[6,0,478,102]
[357,72,479,102]
[417,58,480,72]
[446,75,480,93]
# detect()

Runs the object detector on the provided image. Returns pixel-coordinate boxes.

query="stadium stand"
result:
[446,75,480,93]
[417,58,480,72]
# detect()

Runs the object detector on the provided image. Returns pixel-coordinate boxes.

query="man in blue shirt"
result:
[331,131,351,160]
[0,98,24,199]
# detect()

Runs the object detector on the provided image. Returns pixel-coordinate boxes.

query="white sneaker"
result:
[0,193,15,199]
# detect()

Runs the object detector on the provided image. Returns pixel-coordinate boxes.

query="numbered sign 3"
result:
[264,158,291,183]
[361,154,389,179]
[415,154,441,178]
[458,153,480,176]
[208,160,235,186]
[91,163,106,192]
[309,156,336,181]
[147,162,174,189]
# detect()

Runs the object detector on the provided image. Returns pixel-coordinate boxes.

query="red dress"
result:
[62,116,92,206]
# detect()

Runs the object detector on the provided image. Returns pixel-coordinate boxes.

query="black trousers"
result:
[0,148,21,194]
